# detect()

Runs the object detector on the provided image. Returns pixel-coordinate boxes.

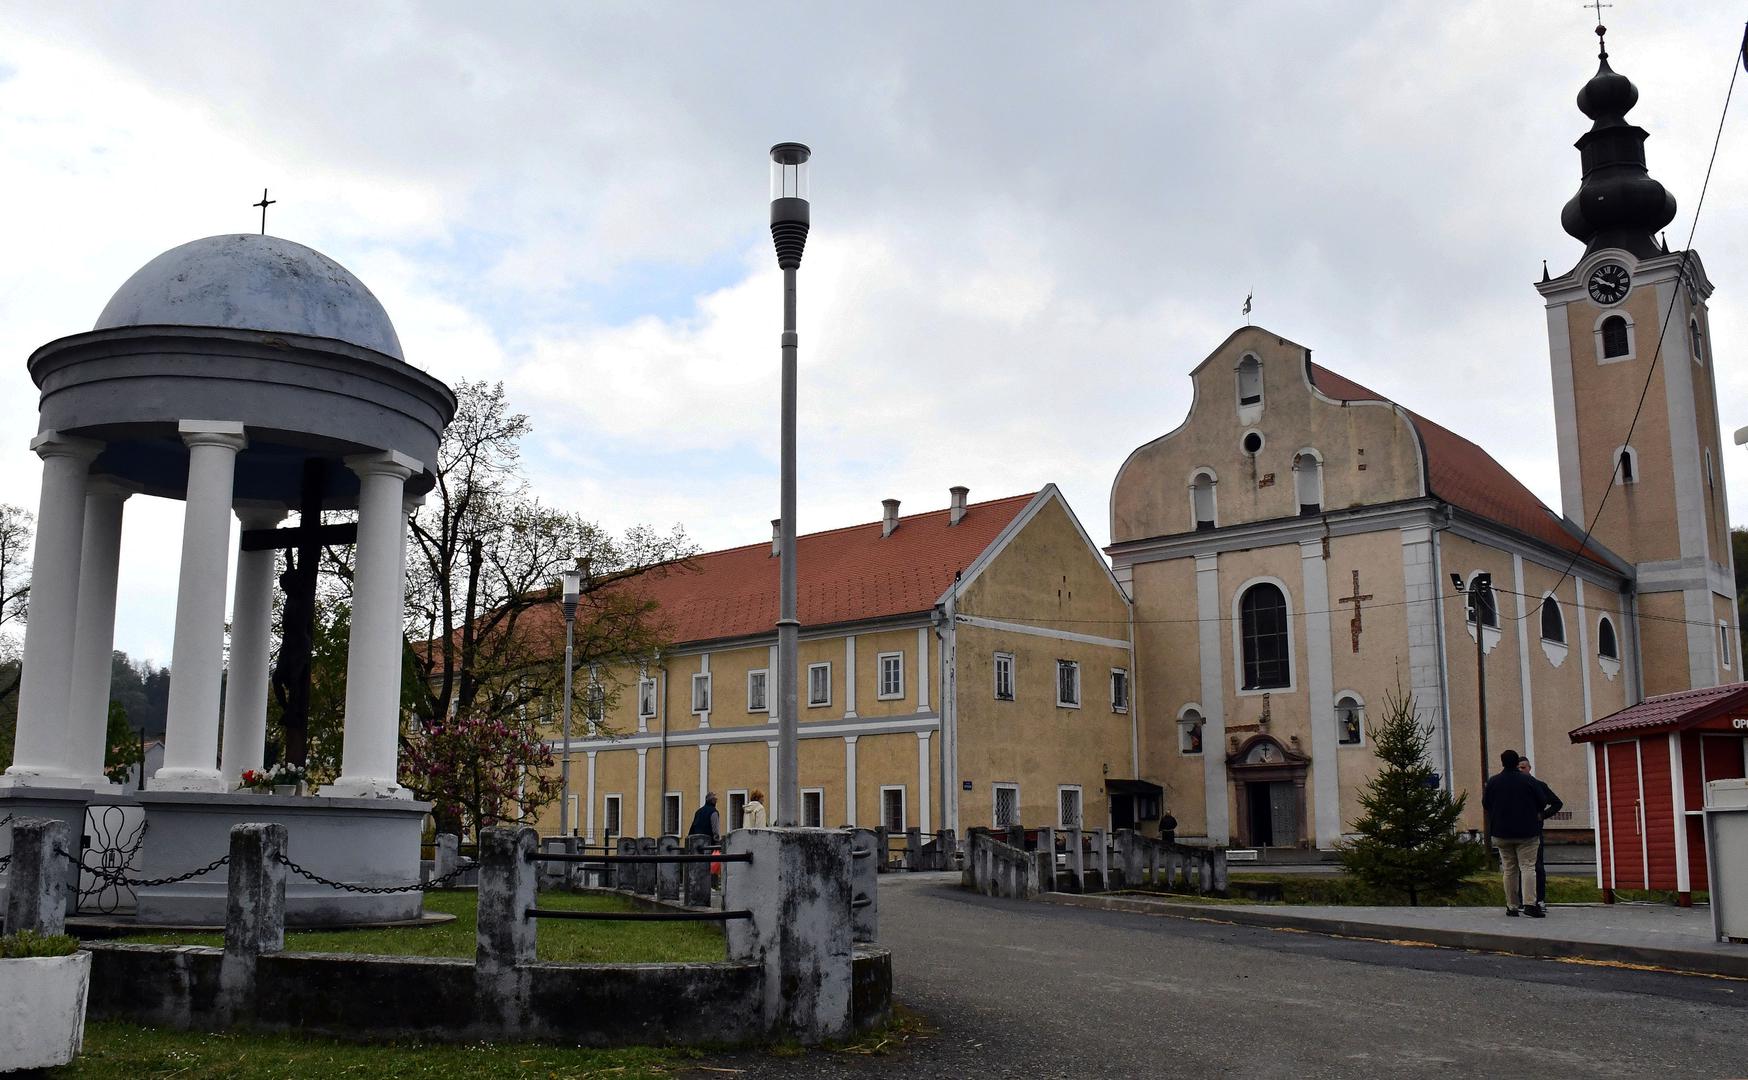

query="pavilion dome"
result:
[94,233,404,360]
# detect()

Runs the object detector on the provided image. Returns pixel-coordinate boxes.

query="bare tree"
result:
[0,504,34,709]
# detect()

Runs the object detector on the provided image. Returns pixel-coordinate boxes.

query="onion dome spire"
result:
[1559,25,1677,259]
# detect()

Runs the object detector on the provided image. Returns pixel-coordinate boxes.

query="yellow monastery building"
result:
[532,486,1145,842]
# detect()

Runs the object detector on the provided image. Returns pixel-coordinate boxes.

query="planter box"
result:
[0,950,91,1072]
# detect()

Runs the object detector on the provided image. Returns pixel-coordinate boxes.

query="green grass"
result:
[1128,871,1704,908]
[113,890,725,964]
[51,1021,687,1078]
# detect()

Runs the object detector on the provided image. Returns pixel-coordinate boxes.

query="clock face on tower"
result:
[1588,262,1632,306]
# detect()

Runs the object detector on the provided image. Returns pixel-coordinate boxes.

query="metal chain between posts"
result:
[275,854,472,894]
[71,850,232,890]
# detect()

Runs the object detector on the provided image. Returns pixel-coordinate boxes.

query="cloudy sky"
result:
[3,2,1747,666]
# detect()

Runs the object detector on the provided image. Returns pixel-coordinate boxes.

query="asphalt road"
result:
[702,872,1748,1079]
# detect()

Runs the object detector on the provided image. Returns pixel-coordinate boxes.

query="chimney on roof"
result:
[771,519,781,558]
[881,498,900,538]
[949,486,969,526]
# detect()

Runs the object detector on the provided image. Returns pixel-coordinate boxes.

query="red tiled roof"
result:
[1307,362,1603,563]
[1569,682,1748,741]
[606,492,1039,647]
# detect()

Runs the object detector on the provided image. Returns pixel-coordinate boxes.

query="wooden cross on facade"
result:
[1338,570,1372,654]
[239,459,357,766]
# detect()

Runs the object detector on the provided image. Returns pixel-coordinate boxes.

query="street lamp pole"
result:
[559,567,581,837]
[769,142,811,827]
[1454,571,1495,852]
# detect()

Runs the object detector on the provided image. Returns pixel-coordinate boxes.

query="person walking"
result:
[744,788,769,828]
[687,791,721,843]
[1482,749,1559,918]
[1517,758,1563,913]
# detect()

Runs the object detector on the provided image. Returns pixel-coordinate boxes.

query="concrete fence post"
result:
[1093,828,1109,890]
[848,827,879,942]
[3,817,71,936]
[219,822,287,1021]
[635,837,659,897]
[1034,826,1055,892]
[476,825,537,974]
[1066,827,1085,893]
[434,833,459,882]
[874,826,890,872]
[1008,823,1024,849]
[1212,849,1230,897]
[684,834,713,907]
[724,828,854,1044]
[904,827,921,871]
[657,835,682,901]
[616,837,637,891]
[1118,829,1142,890]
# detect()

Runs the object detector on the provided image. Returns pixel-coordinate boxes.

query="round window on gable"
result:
[1242,431,1264,455]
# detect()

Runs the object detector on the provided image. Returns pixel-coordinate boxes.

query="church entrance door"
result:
[1226,734,1312,849]
[1246,783,1274,846]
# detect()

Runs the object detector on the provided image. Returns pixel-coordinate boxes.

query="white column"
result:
[1512,554,1537,764]
[1668,731,1691,895]
[6,431,100,782]
[585,750,598,842]
[218,508,284,785]
[916,730,932,833]
[917,626,930,712]
[1195,552,1230,843]
[844,735,859,826]
[843,635,857,718]
[698,742,711,806]
[327,451,419,798]
[767,739,779,800]
[636,747,649,835]
[1299,539,1339,848]
[66,480,132,787]
[154,422,247,792]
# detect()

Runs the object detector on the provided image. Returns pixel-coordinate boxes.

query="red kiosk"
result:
[1570,683,1748,905]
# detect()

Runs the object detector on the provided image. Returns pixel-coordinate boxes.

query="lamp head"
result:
[1450,573,1465,592]
[769,142,811,269]
[561,569,582,605]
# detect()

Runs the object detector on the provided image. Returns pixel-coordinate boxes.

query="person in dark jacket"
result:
[1517,758,1563,913]
[687,792,721,843]
[1481,749,1559,918]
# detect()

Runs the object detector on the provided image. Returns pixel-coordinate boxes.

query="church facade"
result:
[1107,35,1734,850]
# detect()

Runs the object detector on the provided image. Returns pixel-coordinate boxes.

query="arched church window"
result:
[1540,597,1565,644]
[1335,693,1363,745]
[1706,448,1715,492]
[1236,355,1263,407]
[1191,470,1217,531]
[1616,446,1637,485]
[1691,319,1705,364]
[1465,574,1499,629]
[1601,316,1630,359]
[1239,582,1291,690]
[1597,615,1619,661]
[1294,451,1322,516]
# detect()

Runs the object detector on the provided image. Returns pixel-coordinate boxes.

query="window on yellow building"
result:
[1110,669,1129,712]
[881,786,906,831]
[1056,660,1081,708]
[1058,786,1083,830]
[802,788,824,828]
[1239,583,1291,690]
[993,783,1020,828]
[727,790,748,831]
[603,794,622,839]
[878,652,905,699]
[994,653,1015,700]
[691,672,711,713]
[747,669,769,712]
[638,676,658,719]
[808,662,832,707]
[662,793,682,836]
[1597,616,1620,661]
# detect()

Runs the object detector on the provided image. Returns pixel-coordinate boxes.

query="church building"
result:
[1107,31,1734,850]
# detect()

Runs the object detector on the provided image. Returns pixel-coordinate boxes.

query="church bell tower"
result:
[1538,26,1736,695]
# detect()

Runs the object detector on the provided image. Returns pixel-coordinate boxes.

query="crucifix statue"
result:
[1339,570,1373,654]
[241,459,357,766]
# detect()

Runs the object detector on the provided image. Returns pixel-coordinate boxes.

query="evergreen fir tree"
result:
[1338,686,1486,904]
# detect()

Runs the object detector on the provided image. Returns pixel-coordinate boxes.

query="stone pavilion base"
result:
[133,790,430,926]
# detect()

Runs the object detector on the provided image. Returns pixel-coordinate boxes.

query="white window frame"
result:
[1691,317,1705,365]
[1189,468,1218,531]
[880,785,907,832]
[1057,784,1084,830]
[801,787,825,828]
[747,668,769,713]
[1335,691,1365,747]
[1597,614,1623,681]
[992,782,1021,829]
[1594,309,1637,365]
[1056,660,1081,709]
[1613,444,1639,485]
[1722,621,1734,670]
[566,793,580,836]
[603,793,623,839]
[1539,593,1570,667]
[1233,576,1298,695]
[807,662,832,707]
[1178,704,1205,755]
[993,652,1016,701]
[1110,668,1130,713]
[726,789,749,832]
[691,671,712,714]
[876,651,905,700]
[638,675,658,719]
[662,791,683,837]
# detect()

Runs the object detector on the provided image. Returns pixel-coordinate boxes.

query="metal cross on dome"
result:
[1586,1,1611,31]
[253,188,276,235]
